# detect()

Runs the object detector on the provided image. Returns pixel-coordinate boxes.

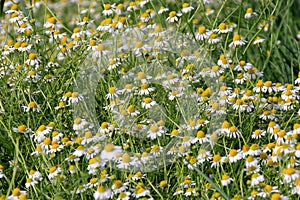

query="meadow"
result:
[0,0,300,199]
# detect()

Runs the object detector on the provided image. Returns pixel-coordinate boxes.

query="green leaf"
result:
[0,0,4,16]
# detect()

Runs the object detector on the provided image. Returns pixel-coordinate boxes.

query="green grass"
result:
[0,0,300,199]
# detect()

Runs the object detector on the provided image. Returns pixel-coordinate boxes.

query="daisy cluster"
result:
[0,0,299,199]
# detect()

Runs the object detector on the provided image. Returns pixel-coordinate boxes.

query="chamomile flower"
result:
[208,33,221,44]
[13,124,31,134]
[250,173,265,186]
[102,4,115,16]
[228,149,243,163]
[126,105,140,117]
[195,26,212,41]
[253,36,265,45]
[68,92,83,104]
[297,31,300,39]
[158,6,169,14]
[7,188,26,200]
[139,83,155,95]
[117,192,131,200]
[150,145,163,156]
[282,167,299,183]
[108,58,121,70]
[101,143,122,161]
[182,3,194,13]
[0,165,4,179]
[94,186,112,200]
[226,126,241,138]
[127,2,138,11]
[22,101,40,112]
[25,177,38,188]
[142,97,157,109]
[168,89,184,100]
[184,187,196,196]
[25,53,41,67]
[248,144,261,156]
[147,125,165,140]
[48,166,62,180]
[234,73,247,84]
[211,154,222,168]
[257,185,280,198]
[117,153,136,170]
[132,184,150,198]
[166,11,182,23]
[292,178,300,195]
[73,118,87,131]
[246,67,264,79]
[214,23,233,34]
[173,188,184,196]
[234,60,253,71]
[221,174,234,186]
[210,65,224,78]
[192,130,209,144]
[244,8,258,19]
[73,145,86,157]
[112,180,128,194]
[205,7,215,16]
[229,34,247,48]
[252,129,266,139]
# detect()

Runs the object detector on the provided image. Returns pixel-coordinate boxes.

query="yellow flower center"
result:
[74,118,81,124]
[210,33,217,39]
[11,4,18,10]
[97,186,106,193]
[49,166,57,173]
[73,27,81,33]
[233,34,241,41]
[271,193,280,200]
[43,138,51,145]
[48,17,56,24]
[212,65,219,72]
[246,8,253,13]
[29,53,37,60]
[135,41,143,49]
[127,105,135,113]
[150,125,159,133]
[222,121,230,129]
[222,174,229,180]
[250,144,259,150]
[119,192,127,198]
[283,168,295,175]
[213,154,220,162]
[182,135,190,142]
[104,4,111,10]
[104,144,115,152]
[182,3,190,8]
[122,153,131,163]
[90,178,98,184]
[229,149,237,156]
[89,40,96,46]
[169,11,177,17]
[12,188,20,196]
[144,97,152,104]
[77,145,85,151]
[28,101,37,108]
[218,23,227,30]
[152,145,159,152]
[171,129,179,136]
[141,83,149,90]
[196,130,205,138]
[256,80,264,87]
[265,81,272,87]
[18,125,26,132]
